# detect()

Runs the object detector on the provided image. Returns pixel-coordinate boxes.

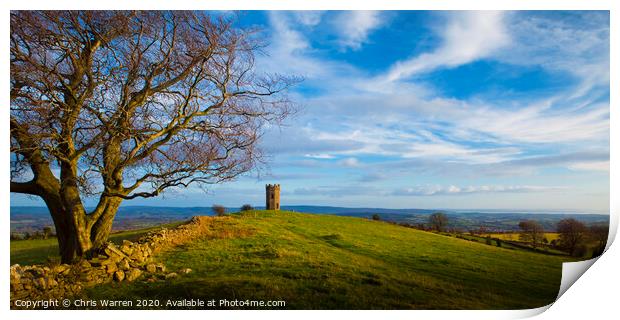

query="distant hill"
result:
[10,205,608,234]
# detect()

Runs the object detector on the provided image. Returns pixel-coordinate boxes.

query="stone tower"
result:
[265,184,281,210]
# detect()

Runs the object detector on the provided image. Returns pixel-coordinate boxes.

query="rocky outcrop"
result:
[10,216,208,306]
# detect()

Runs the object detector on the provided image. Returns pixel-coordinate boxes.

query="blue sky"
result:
[11,11,610,212]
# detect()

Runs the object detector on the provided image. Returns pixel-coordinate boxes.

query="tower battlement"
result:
[265,184,281,210]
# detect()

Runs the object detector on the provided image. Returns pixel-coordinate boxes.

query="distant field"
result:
[484,232,560,242]
[455,233,568,256]
[79,211,574,309]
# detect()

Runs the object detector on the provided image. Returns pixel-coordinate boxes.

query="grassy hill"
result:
[12,210,573,309]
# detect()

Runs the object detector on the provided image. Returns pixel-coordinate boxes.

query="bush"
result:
[240,204,254,211]
[485,236,492,245]
[212,204,226,216]
[371,214,381,221]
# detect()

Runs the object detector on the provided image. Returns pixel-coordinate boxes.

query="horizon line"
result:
[9,204,609,215]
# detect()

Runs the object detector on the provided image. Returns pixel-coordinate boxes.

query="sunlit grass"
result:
[84,211,573,309]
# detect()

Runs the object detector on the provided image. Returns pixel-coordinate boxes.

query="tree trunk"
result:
[44,200,89,264]
[42,192,124,264]
[42,194,79,263]
[90,199,123,249]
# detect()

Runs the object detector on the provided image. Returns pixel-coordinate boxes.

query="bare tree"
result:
[10,11,297,262]
[557,218,587,256]
[518,220,544,248]
[589,224,608,257]
[42,226,54,239]
[429,212,448,232]
[212,204,226,217]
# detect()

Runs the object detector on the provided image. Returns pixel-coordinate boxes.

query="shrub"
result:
[240,204,254,211]
[485,236,492,245]
[212,204,226,216]
[371,214,381,221]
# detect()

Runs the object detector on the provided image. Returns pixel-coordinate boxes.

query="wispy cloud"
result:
[13,11,609,212]
[383,11,510,82]
[192,12,611,211]
[288,184,566,198]
[497,11,609,99]
[304,153,336,159]
[392,185,565,196]
[334,11,385,51]
[291,185,380,197]
[457,100,609,144]
[293,11,324,27]
[338,157,361,167]
[259,12,331,78]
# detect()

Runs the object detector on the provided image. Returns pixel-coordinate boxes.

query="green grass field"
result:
[71,211,573,309]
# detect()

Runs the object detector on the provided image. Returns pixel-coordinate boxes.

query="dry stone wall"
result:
[10,216,210,305]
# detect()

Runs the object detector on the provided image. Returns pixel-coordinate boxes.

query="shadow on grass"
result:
[84,277,290,310]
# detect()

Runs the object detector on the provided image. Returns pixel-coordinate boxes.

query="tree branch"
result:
[10,180,40,196]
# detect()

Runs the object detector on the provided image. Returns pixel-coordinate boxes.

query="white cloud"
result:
[392,185,564,196]
[298,80,608,159]
[496,11,609,99]
[383,11,510,82]
[303,122,520,165]
[259,11,608,178]
[568,161,610,172]
[304,153,335,159]
[457,100,609,144]
[335,11,384,51]
[293,11,324,27]
[258,11,362,87]
[292,185,380,197]
[259,12,323,77]
[338,157,361,167]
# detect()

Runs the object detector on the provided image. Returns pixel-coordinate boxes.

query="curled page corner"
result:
[552,208,617,305]
[518,303,553,319]
[557,257,600,300]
